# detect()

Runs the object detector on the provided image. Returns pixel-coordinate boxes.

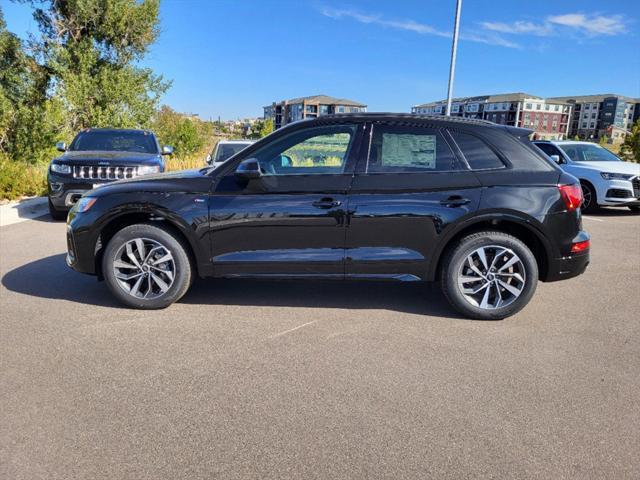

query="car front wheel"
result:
[580,182,597,213]
[102,223,193,309]
[441,231,538,320]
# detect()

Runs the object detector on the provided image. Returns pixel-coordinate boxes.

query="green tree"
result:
[24,0,170,131]
[152,106,206,156]
[621,119,640,163]
[0,6,62,163]
[248,118,273,139]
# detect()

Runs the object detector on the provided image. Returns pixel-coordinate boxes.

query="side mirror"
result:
[162,145,174,156]
[56,141,66,152]
[206,154,212,165]
[549,154,562,164]
[235,158,261,180]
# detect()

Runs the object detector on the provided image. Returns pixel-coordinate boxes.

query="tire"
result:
[629,206,640,213]
[102,223,193,309]
[441,231,538,320]
[48,197,68,221]
[580,182,598,213]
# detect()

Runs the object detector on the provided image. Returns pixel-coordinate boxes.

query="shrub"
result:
[0,154,48,200]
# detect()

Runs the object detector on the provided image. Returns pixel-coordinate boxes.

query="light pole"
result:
[445,0,462,116]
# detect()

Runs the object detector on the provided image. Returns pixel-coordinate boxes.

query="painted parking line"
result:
[583,216,604,222]
[270,320,317,339]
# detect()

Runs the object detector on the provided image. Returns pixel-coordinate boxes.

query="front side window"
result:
[251,125,356,176]
[450,131,505,170]
[69,131,158,153]
[367,125,460,173]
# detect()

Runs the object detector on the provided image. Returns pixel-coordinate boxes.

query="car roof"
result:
[305,112,496,127]
[217,140,255,144]
[533,140,599,146]
[79,128,155,135]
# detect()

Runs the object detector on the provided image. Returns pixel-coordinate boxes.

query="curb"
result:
[0,196,50,227]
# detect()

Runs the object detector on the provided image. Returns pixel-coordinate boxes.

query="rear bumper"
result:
[543,230,590,282]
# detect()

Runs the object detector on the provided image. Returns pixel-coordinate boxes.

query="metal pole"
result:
[445,0,462,116]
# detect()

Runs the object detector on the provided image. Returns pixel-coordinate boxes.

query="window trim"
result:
[445,128,510,172]
[361,122,469,175]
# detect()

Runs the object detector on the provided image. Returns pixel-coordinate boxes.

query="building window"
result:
[525,103,532,110]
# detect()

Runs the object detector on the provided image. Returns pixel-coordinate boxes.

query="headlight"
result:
[74,197,97,213]
[600,172,634,180]
[137,165,161,176]
[50,163,71,174]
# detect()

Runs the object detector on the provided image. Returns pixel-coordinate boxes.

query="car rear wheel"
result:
[48,198,67,221]
[102,223,193,309]
[441,231,538,320]
[580,181,598,213]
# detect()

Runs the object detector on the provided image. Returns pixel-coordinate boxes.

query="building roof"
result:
[267,94,367,108]
[413,92,550,108]
[548,93,639,103]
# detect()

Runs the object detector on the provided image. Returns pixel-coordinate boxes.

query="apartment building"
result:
[547,94,639,141]
[264,95,367,130]
[411,93,572,140]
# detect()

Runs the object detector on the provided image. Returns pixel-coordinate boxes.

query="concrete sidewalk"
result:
[0,196,50,227]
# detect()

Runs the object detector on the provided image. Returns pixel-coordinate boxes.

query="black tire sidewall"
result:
[442,232,538,320]
[102,224,192,309]
[580,182,598,213]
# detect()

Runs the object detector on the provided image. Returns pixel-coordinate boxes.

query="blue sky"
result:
[4,0,639,119]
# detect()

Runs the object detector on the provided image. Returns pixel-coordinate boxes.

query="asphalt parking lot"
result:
[1,209,639,479]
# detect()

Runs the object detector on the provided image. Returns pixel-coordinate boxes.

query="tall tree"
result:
[23,0,170,131]
[621,119,640,163]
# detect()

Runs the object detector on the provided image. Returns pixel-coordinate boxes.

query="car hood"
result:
[56,151,161,165]
[570,161,640,175]
[88,168,212,197]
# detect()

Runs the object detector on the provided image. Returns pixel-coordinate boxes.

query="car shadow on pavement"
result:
[181,278,466,318]
[1,254,121,308]
[2,254,464,318]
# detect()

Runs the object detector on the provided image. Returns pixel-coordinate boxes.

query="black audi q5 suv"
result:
[66,114,589,319]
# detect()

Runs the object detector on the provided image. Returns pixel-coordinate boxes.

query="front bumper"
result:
[48,172,113,210]
[66,208,102,276]
[597,177,640,206]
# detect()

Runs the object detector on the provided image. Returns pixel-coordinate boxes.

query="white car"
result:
[206,140,255,168]
[533,140,640,213]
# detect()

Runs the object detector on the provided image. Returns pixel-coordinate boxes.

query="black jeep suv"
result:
[66,114,589,319]
[48,128,172,219]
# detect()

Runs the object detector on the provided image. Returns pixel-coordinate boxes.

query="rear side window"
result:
[449,131,504,170]
[367,125,461,173]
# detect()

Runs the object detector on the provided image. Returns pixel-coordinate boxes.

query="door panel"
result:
[208,124,362,278]
[345,123,482,280]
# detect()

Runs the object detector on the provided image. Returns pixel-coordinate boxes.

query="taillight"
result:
[558,184,583,211]
[571,240,590,253]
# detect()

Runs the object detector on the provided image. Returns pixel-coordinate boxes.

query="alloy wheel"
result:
[457,245,526,310]
[112,238,175,299]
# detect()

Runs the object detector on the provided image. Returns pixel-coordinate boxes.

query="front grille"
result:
[633,177,640,197]
[606,188,632,199]
[72,165,137,180]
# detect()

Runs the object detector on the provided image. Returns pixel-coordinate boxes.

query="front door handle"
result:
[440,195,471,208]
[312,198,342,209]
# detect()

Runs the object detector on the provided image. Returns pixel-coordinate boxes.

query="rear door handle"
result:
[312,198,342,209]
[440,196,471,207]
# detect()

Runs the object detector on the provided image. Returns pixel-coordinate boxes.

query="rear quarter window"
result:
[449,131,505,170]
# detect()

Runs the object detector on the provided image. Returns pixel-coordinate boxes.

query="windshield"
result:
[215,143,251,162]
[557,143,621,162]
[69,131,159,154]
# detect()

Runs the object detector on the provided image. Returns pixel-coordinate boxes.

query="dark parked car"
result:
[47,128,173,220]
[66,114,589,319]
